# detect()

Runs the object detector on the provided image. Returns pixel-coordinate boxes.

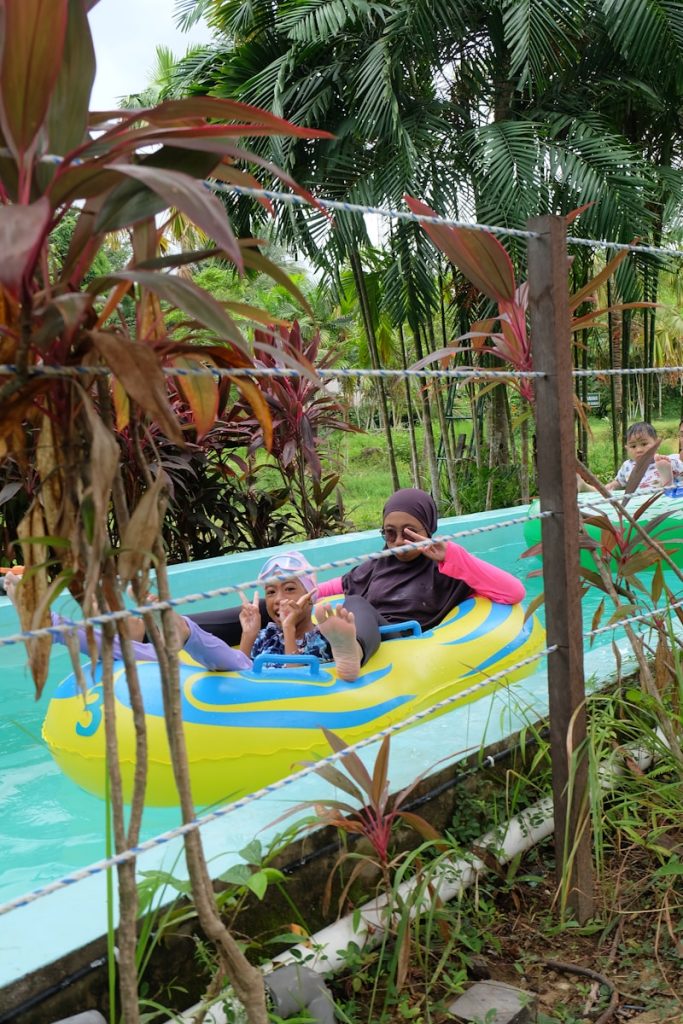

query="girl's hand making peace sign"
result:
[239,591,261,655]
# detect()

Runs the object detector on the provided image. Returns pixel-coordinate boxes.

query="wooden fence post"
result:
[527,215,594,923]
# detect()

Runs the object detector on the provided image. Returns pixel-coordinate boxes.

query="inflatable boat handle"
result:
[251,653,326,678]
[379,619,422,639]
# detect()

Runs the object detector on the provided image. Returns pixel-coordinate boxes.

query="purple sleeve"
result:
[183,617,252,671]
[438,543,525,604]
[51,614,252,671]
[51,614,158,661]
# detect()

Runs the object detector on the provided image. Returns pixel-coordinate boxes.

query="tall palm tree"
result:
[169,0,683,500]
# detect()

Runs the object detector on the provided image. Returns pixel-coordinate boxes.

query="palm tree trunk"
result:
[607,280,622,472]
[623,309,632,428]
[520,413,530,503]
[643,264,651,422]
[398,322,421,487]
[349,247,400,491]
[427,316,461,513]
[413,323,441,507]
[433,381,462,514]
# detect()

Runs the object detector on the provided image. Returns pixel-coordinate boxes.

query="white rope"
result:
[0,513,552,647]
[4,362,683,383]
[586,596,683,639]
[574,366,683,377]
[207,180,541,239]
[208,182,683,259]
[0,364,544,381]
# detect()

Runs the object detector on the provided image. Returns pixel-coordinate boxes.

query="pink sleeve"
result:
[438,543,525,604]
[316,576,344,597]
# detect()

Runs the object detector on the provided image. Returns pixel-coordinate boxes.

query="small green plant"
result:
[274,729,444,915]
[132,839,289,1018]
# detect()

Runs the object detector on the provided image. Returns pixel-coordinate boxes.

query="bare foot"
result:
[315,603,362,682]
[4,571,20,607]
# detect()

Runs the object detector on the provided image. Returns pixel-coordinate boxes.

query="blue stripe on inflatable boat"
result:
[439,602,534,677]
[441,601,512,645]
[55,664,413,731]
[143,699,414,731]
[461,615,533,677]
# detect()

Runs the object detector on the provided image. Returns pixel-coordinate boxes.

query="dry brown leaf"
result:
[78,393,121,613]
[117,472,168,585]
[84,623,100,673]
[16,501,53,698]
[63,627,89,697]
[654,633,675,693]
[395,926,411,993]
[35,416,70,545]
[89,331,184,445]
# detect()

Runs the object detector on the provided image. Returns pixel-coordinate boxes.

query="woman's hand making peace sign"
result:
[402,527,447,563]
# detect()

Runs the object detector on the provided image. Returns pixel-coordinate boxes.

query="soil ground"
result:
[328,839,682,1024]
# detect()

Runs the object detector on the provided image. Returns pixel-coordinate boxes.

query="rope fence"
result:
[1,175,682,936]
[3,363,683,382]
[0,512,553,647]
[0,641,557,918]
[0,364,544,381]
[206,181,683,260]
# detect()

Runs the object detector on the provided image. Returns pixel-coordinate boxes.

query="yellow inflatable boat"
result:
[43,597,545,806]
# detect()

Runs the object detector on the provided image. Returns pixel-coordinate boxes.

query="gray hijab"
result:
[342,489,472,628]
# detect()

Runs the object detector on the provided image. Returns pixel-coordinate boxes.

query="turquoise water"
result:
[0,507,648,985]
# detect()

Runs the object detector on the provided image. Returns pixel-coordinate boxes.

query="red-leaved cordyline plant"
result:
[0,2,332,1021]
[231,321,360,535]
[273,729,444,918]
[403,196,648,398]
[402,196,654,500]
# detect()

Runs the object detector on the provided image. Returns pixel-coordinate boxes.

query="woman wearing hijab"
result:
[313,488,525,672]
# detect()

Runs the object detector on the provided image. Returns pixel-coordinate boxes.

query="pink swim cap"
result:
[257,551,317,593]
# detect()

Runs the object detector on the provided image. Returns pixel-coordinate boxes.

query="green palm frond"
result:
[279,0,388,43]
[385,0,468,58]
[211,0,277,35]
[546,114,655,238]
[660,166,683,227]
[174,0,216,30]
[465,114,656,241]
[465,120,542,224]
[602,0,683,71]
[503,0,585,90]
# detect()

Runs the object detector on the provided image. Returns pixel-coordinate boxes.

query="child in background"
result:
[238,551,361,681]
[606,422,683,491]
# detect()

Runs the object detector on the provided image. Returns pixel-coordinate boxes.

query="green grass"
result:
[330,428,434,530]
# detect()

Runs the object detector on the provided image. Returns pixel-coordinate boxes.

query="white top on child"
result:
[614,453,683,491]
